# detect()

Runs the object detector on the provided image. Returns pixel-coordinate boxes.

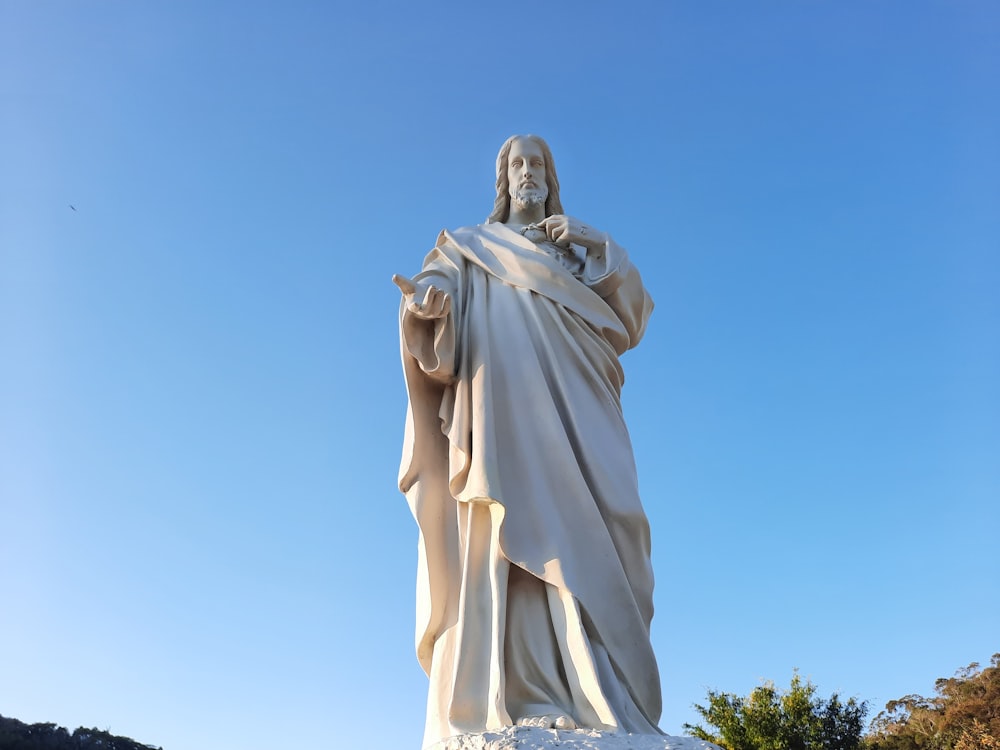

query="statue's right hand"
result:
[392,274,452,320]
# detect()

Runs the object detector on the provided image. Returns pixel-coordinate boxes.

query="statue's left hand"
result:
[538,215,608,251]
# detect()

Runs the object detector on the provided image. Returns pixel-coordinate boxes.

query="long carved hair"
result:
[487,134,564,223]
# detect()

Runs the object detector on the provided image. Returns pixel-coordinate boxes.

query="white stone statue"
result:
[395,135,663,750]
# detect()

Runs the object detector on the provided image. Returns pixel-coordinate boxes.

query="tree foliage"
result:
[866,653,1000,750]
[685,672,868,750]
[0,716,161,750]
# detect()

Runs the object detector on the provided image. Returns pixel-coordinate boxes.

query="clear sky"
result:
[1,2,997,749]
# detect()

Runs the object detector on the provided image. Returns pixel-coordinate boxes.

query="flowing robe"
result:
[398,222,660,748]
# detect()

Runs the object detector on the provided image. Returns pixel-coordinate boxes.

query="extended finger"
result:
[431,289,451,317]
[421,285,440,309]
[392,274,417,295]
[436,292,452,317]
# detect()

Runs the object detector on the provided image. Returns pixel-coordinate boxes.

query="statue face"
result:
[507,138,548,209]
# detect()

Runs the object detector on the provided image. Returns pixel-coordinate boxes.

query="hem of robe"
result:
[421,498,661,750]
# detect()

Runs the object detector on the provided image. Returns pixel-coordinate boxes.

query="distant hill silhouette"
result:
[0,715,161,750]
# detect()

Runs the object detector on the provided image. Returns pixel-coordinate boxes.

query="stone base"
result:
[428,727,723,750]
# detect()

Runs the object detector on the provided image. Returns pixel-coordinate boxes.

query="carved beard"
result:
[512,186,547,210]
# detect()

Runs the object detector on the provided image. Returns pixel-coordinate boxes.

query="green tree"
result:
[867,653,1000,750]
[0,715,162,750]
[685,672,868,750]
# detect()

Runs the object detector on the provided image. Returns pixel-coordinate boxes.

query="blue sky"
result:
[1,2,997,749]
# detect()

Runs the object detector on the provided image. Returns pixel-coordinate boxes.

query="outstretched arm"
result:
[392,272,457,383]
[392,274,452,320]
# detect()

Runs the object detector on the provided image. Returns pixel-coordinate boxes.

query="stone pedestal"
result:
[427,727,724,750]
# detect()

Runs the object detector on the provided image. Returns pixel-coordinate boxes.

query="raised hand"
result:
[392,274,452,320]
[537,215,608,251]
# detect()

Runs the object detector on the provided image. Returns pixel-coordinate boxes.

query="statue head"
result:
[487,134,564,223]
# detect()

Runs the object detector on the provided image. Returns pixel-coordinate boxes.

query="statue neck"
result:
[506,202,546,226]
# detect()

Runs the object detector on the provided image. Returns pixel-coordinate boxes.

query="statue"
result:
[394,135,661,749]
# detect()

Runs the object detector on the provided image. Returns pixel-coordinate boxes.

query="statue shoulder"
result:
[448,222,490,238]
[435,223,492,248]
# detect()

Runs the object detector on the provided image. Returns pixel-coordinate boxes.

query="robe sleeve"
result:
[400,245,462,383]
[581,237,654,351]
